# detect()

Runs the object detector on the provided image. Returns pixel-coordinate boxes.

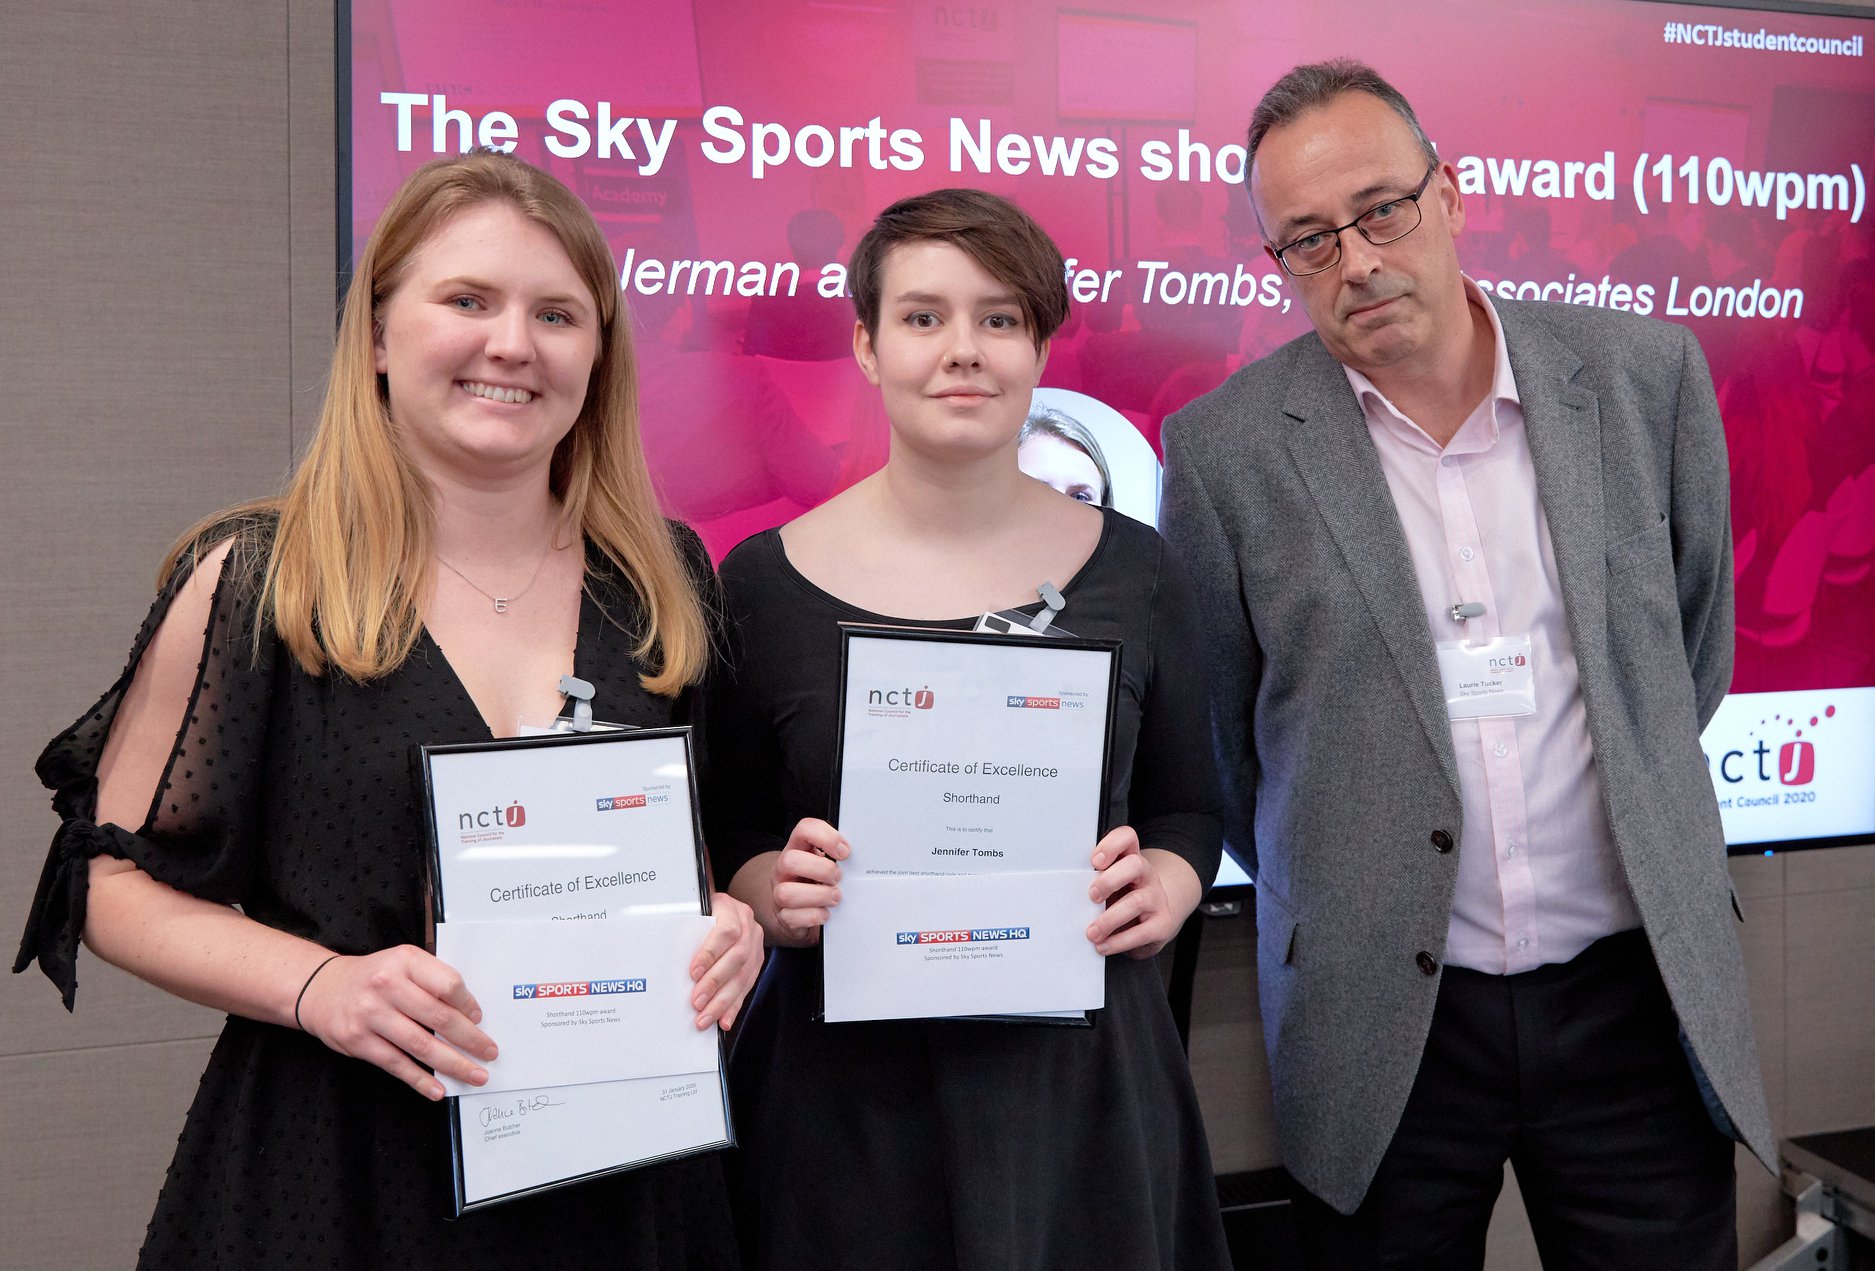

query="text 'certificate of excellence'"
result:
[824,626,1119,1023]
[417,727,732,1216]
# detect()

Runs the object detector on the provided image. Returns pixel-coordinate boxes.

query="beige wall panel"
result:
[289,0,340,450]
[1737,1142,1791,1268]
[1783,841,1875,895]
[1,1,303,1060]
[1784,884,1875,1133]
[1739,882,1788,1129]
[7,961,223,1059]
[0,1039,216,1271]
[1729,851,1784,900]
[1737,895,1790,1265]
[1485,1166,1542,1271]
[1187,911,1281,1174]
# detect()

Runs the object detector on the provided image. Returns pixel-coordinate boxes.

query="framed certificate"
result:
[823,626,1121,1022]
[415,727,733,1216]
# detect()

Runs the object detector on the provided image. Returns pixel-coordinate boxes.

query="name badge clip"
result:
[559,674,597,733]
[1029,581,1066,634]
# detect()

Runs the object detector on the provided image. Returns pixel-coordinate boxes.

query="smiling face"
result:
[1250,90,1467,380]
[373,201,601,484]
[853,239,1047,460]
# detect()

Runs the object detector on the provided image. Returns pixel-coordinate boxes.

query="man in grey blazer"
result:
[1160,60,1773,1268]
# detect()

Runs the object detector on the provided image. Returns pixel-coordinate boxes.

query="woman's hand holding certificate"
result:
[756,818,849,947]
[687,892,764,1029]
[296,945,498,1101]
[1085,827,1205,961]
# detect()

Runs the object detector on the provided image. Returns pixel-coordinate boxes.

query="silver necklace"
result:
[435,540,558,614]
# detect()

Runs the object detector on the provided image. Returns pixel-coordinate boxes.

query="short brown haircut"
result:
[849,188,1068,351]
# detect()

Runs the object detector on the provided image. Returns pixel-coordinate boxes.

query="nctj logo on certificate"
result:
[512,978,647,999]
[456,801,527,844]
[865,684,936,718]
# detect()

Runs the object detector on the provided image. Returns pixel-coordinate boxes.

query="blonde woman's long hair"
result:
[163,151,708,696]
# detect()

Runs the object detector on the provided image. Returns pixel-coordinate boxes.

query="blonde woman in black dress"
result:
[16,152,758,1269]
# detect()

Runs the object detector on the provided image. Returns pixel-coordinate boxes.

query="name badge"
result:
[1434,634,1537,720]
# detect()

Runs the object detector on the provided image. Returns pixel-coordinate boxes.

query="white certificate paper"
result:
[418,728,731,1215]
[453,1073,730,1211]
[426,729,708,921]
[433,915,716,1096]
[824,871,1104,1021]
[824,627,1118,1021]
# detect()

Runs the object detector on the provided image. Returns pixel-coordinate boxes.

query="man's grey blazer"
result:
[1159,297,1774,1214]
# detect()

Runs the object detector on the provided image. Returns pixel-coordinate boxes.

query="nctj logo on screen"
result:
[1708,704,1837,804]
[1779,740,1816,786]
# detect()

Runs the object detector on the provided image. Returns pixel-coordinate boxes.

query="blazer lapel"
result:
[1281,339,1461,802]
[1499,306,1609,679]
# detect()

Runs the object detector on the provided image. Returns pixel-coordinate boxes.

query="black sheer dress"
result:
[15,524,737,1270]
[702,508,1230,1271]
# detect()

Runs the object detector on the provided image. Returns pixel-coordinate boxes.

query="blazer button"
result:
[1430,829,1454,853]
[1416,951,1438,976]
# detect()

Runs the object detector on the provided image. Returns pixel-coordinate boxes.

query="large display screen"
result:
[345,0,1875,855]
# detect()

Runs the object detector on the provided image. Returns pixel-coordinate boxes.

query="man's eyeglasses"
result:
[1270,163,1439,278]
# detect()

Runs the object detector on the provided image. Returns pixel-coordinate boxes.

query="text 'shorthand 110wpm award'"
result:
[824,626,1120,1023]
[417,727,731,1216]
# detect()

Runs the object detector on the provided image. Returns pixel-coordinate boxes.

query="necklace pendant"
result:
[493,598,510,614]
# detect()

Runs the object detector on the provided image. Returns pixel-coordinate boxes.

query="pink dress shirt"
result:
[1345,280,1641,975]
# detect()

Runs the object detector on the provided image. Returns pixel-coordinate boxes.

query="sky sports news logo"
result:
[512,978,646,999]
[1006,696,1061,709]
[596,794,647,811]
[895,927,1032,945]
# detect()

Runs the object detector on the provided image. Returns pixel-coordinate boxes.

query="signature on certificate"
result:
[478,1094,568,1127]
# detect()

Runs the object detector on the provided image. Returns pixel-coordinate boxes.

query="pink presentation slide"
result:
[349,0,1875,847]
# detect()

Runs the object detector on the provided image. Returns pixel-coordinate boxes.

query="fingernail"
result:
[427,1082,444,1101]
[483,1045,498,1061]
[1097,943,1111,955]
[471,1068,488,1085]
[470,1009,482,1024]
[1094,854,1106,867]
